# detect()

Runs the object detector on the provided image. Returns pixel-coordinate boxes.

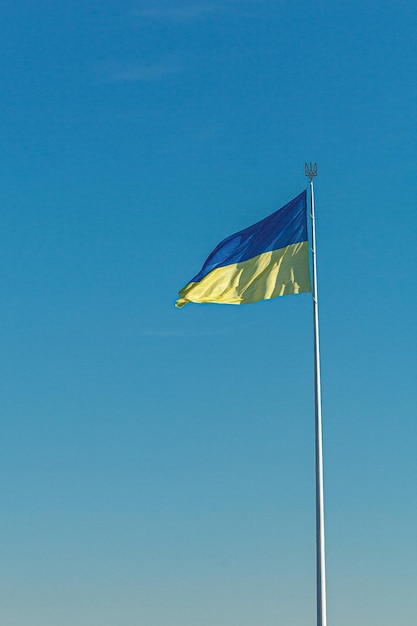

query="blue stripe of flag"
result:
[191,191,308,284]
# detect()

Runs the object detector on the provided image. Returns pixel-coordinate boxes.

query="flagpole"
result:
[305,162,327,626]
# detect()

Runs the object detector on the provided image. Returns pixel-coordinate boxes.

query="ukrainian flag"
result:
[176,191,311,307]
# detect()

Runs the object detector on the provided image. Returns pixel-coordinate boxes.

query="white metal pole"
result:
[306,163,327,626]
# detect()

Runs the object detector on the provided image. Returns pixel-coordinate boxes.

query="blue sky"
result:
[0,1,416,625]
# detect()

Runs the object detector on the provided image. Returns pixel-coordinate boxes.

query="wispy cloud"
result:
[131,1,259,25]
[143,329,229,338]
[94,59,184,83]
[132,1,222,22]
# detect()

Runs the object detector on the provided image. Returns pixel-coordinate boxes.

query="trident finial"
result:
[305,162,318,181]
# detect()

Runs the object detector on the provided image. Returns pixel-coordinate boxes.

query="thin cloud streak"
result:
[94,60,184,83]
[132,2,222,22]
[143,329,229,337]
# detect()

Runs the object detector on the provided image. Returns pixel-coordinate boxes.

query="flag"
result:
[176,191,311,307]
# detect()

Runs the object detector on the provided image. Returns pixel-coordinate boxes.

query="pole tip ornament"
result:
[305,162,318,181]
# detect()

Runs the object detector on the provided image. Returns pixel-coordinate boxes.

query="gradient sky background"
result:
[1,1,416,625]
